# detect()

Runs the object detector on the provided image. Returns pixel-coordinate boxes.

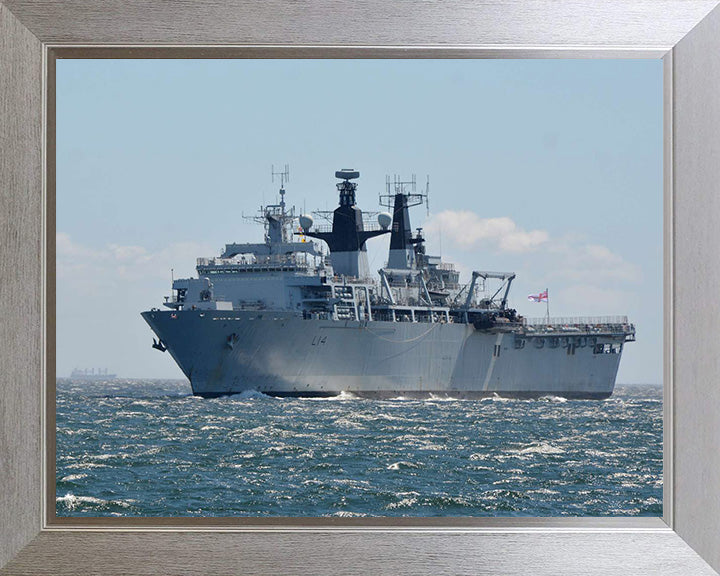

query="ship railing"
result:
[524,316,634,335]
[197,261,311,274]
[307,222,388,234]
[197,255,313,266]
[525,316,629,326]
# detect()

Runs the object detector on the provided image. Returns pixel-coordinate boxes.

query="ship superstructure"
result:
[142,169,635,399]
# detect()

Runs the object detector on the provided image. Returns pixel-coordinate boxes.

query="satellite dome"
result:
[298,214,314,232]
[377,212,392,230]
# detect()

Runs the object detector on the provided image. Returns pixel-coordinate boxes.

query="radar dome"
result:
[298,214,314,232]
[377,212,392,230]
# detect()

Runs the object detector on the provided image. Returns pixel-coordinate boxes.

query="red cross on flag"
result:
[527,290,548,303]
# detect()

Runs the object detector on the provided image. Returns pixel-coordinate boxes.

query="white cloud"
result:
[109,244,149,263]
[422,210,639,286]
[56,233,217,378]
[548,241,640,284]
[57,232,101,262]
[57,233,214,283]
[424,210,549,253]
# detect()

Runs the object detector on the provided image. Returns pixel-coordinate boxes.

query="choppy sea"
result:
[56,380,662,517]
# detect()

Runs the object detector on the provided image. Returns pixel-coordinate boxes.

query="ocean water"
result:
[56,380,662,517]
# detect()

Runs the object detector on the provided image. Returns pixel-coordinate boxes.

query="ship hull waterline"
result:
[142,310,625,400]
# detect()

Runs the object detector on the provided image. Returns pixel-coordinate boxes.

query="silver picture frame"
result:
[2,1,720,573]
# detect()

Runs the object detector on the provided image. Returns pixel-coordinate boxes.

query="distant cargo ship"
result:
[69,368,117,381]
[142,168,635,399]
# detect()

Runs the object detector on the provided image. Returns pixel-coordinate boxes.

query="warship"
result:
[142,168,635,399]
[69,368,117,381]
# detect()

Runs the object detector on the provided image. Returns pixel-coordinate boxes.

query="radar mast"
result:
[242,164,296,245]
[380,174,430,270]
[272,163,290,214]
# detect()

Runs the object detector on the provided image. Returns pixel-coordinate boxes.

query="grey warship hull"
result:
[143,168,635,399]
[142,309,628,399]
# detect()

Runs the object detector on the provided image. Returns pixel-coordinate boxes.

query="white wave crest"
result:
[327,391,359,400]
[56,492,133,511]
[227,390,272,400]
[482,394,514,403]
[386,497,418,510]
[538,395,568,403]
[66,462,109,470]
[333,417,364,429]
[303,390,359,401]
[427,394,463,402]
[528,488,561,495]
[387,461,421,470]
[59,474,87,482]
[130,399,154,407]
[514,442,566,456]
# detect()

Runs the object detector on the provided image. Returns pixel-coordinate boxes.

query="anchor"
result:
[152,338,167,352]
[226,333,239,350]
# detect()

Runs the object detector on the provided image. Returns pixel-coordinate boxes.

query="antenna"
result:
[272,164,290,189]
[272,164,290,211]
[379,173,427,210]
[425,175,430,215]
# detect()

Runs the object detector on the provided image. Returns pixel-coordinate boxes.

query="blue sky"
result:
[56,59,662,382]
